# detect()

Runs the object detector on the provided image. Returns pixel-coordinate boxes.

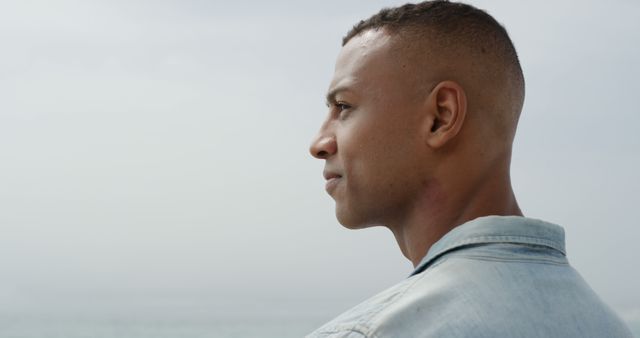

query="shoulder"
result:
[308,252,634,338]
[308,259,464,338]
[306,273,425,338]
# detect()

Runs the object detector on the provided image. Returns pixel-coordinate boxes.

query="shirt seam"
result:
[450,254,568,265]
[441,235,565,254]
[313,326,371,337]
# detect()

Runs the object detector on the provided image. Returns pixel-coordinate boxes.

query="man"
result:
[307,1,633,337]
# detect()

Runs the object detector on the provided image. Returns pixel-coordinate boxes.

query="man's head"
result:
[310,0,524,231]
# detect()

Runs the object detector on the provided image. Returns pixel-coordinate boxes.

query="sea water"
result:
[0,315,324,338]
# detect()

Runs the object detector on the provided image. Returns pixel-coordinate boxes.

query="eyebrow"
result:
[325,86,352,105]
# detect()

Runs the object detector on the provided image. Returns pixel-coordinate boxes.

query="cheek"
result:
[336,134,377,195]
[342,134,399,193]
[337,106,422,180]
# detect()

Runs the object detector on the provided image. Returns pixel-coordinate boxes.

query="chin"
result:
[335,206,379,230]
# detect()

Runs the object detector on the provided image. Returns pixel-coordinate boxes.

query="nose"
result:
[309,129,337,159]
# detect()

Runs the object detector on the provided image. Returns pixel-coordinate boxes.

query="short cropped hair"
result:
[343,0,521,74]
[343,0,525,130]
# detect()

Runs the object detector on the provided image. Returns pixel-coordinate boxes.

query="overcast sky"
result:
[0,0,638,330]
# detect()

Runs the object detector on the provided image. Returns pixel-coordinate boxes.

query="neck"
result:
[388,163,522,267]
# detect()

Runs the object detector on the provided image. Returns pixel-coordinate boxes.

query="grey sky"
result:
[0,0,638,328]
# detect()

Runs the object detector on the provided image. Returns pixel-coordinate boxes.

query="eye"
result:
[336,102,351,111]
[335,102,352,119]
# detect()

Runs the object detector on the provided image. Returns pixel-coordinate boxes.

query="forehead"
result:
[329,29,398,92]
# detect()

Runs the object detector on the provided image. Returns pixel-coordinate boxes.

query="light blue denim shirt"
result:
[307,216,633,338]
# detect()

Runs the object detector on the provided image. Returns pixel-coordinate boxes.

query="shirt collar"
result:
[410,216,566,276]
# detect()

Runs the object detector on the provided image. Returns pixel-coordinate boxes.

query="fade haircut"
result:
[343,0,525,139]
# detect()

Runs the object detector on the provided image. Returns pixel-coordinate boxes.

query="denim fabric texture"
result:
[307,216,633,338]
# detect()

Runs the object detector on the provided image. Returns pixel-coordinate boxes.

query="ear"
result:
[423,81,467,149]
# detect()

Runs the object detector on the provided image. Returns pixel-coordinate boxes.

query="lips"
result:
[323,170,343,194]
[323,172,341,180]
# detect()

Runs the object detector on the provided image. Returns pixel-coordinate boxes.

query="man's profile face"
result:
[309,29,429,229]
